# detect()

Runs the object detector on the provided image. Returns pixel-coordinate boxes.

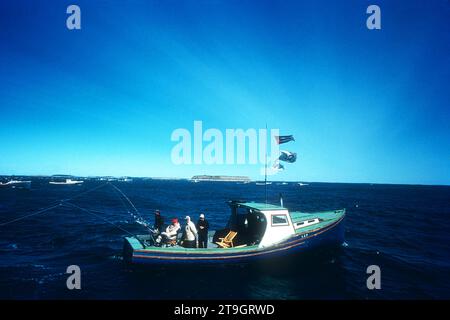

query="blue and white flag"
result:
[275,135,295,145]
[272,161,285,171]
[279,150,297,163]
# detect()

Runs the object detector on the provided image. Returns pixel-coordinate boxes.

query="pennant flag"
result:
[272,161,285,171]
[279,150,297,163]
[275,135,295,144]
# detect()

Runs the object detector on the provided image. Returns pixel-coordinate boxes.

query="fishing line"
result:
[109,184,135,219]
[109,183,141,217]
[107,183,166,249]
[109,183,151,229]
[0,182,149,239]
[0,183,108,227]
[109,186,150,229]
[63,202,138,237]
[31,182,109,209]
[0,203,62,227]
[60,182,109,202]
[112,187,132,215]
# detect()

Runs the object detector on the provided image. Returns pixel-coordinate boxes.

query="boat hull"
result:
[123,214,345,265]
[0,181,31,188]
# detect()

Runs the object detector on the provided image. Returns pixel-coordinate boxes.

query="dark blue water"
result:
[0,178,449,299]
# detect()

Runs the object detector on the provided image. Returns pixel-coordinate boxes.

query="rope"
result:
[63,202,137,237]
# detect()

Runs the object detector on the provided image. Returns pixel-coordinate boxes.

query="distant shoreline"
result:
[0,174,449,186]
[191,175,251,182]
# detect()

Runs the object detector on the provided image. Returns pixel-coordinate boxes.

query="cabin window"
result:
[271,214,289,226]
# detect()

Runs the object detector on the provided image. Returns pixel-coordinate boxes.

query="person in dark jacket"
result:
[154,210,164,233]
[196,213,209,248]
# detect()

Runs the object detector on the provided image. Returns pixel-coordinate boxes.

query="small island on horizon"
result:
[191,175,251,182]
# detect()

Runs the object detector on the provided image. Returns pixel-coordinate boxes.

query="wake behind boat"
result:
[123,201,345,264]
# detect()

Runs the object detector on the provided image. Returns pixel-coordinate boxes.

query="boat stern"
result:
[123,236,145,263]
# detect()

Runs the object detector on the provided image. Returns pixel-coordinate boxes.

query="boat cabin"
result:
[216,201,296,248]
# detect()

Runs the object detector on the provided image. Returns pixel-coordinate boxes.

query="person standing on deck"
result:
[154,210,164,233]
[182,216,198,248]
[196,213,209,248]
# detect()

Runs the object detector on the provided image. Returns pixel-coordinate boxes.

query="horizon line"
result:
[0,173,448,187]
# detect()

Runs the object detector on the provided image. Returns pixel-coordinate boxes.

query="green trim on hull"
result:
[290,209,345,233]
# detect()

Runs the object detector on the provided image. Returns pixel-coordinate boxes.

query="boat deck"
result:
[128,233,259,253]
[290,209,345,234]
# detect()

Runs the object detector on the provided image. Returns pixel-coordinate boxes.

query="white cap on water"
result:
[200,214,205,219]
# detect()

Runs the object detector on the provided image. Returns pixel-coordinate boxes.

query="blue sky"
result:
[0,0,449,184]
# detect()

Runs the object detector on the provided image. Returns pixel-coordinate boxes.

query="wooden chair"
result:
[216,231,237,248]
[166,239,177,246]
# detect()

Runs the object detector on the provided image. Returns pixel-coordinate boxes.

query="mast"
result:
[265,123,268,203]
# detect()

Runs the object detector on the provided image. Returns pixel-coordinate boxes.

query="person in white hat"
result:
[182,216,198,248]
[196,213,209,248]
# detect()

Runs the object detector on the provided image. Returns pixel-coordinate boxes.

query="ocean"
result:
[0,178,449,299]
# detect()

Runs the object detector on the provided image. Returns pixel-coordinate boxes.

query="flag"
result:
[275,135,295,144]
[279,150,297,163]
[272,161,285,171]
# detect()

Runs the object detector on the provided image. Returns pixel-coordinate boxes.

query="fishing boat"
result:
[255,181,272,185]
[49,178,84,185]
[0,180,31,188]
[123,201,345,264]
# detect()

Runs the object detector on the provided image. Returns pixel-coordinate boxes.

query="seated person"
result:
[155,218,180,245]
